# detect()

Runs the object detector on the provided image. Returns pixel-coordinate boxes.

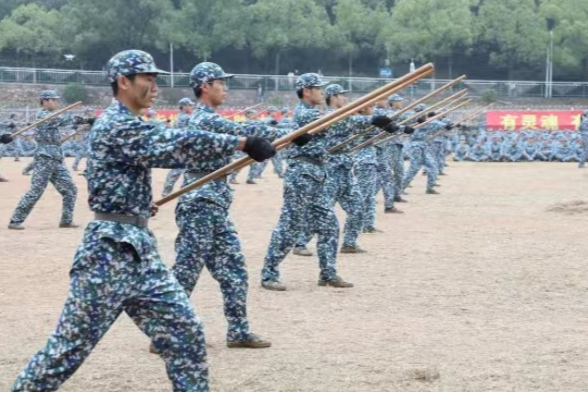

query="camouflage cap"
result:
[414,103,427,112]
[84,107,95,113]
[295,73,329,91]
[281,107,289,114]
[106,50,168,83]
[268,106,278,113]
[189,62,235,88]
[388,94,405,103]
[324,84,348,98]
[179,97,195,107]
[39,90,60,100]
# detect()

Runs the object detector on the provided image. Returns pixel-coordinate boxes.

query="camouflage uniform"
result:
[402,118,444,192]
[262,75,374,287]
[9,90,78,227]
[373,104,397,211]
[578,112,588,168]
[10,50,245,392]
[173,62,284,344]
[162,98,194,197]
[388,94,411,200]
[295,85,368,250]
[72,108,95,171]
[354,135,380,231]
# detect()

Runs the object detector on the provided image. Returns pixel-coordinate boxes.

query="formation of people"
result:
[451,123,588,166]
[2,49,587,392]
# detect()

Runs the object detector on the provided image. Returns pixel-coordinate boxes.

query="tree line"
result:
[1,0,587,81]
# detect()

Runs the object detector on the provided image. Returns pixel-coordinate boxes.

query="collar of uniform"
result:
[196,102,215,114]
[113,99,136,118]
[299,101,315,110]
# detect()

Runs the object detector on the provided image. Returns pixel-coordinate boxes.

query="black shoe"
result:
[59,223,79,228]
[385,207,404,214]
[318,276,353,288]
[394,197,408,203]
[426,189,440,195]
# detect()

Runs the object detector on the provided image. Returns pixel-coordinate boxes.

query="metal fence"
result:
[3,66,588,99]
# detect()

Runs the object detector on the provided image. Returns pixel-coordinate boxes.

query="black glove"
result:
[417,116,426,124]
[8,122,16,129]
[85,117,97,126]
[371,115,393,129]
[403,125,415,135]
[0,133,13,144]
[456,123,462,128]
[383,122,399,134]
[269,120,279,127]
[293,133,313,146]
[445,123,455,130]
[243,137,276,162]
[73,115,85,125]
[428,111,436,118]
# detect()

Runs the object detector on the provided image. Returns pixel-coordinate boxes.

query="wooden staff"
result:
[10,102,83,139]
[423,100,473,142]
[454,103,494,126]
[327,75,467,154]
[272,67,435,154]
[371,99,472,148]
[155,63,435,206]
[226,103,264,119]
[60,125,87,144]
[345,90,468,154]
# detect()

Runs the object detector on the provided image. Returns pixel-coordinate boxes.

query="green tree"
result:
[378,0,475,77]
[246,0,329,74]
[475,0,547,79]
[540,0,588,80]
[0,4,65,54]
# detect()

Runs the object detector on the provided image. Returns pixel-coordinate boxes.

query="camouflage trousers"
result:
[173,201,250,342]
[354,162,379,231]
[10,156,77,225]
[251,153,284,180]
[22,160,35,175]
[388,144,404,198]
[402,144,438,191]
[579,136,588,167]
[262,163,339,282]
[12,223,208,392]
[295,163,363,248]
[375,147,395,210]
[162,169,184,197]
[72,143,89,171]
[432,142,446,174]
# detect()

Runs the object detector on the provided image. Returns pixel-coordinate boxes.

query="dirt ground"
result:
[1,157,588,392]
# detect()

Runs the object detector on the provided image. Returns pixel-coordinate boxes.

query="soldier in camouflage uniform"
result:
[72,107,97,172]
[8,90,80,230]
[161,98,195,197]
[261,74,397,291]
[387,94,410,203]
[373,95,403,215]
[578,110,588,168]
[0,113,24,161]
[402,109,453,194]
[0,131,14,182]
[293,84,373,254]
[10,49,274,392]
[252,106,283,179]
[172,62,279,348]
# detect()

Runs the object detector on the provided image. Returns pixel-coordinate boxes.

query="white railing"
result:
[3,66,588,98]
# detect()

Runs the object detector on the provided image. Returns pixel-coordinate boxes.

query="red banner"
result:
[486,110,582,131]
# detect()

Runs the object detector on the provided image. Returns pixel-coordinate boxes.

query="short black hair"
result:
[325,96,332,106]
[296,88,304,99]
[193,86,203,99]
[111,74,137,96]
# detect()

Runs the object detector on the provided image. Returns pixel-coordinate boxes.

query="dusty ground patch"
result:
[1,158,588,391]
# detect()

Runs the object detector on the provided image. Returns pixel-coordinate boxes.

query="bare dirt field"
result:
[1,158,588,392]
